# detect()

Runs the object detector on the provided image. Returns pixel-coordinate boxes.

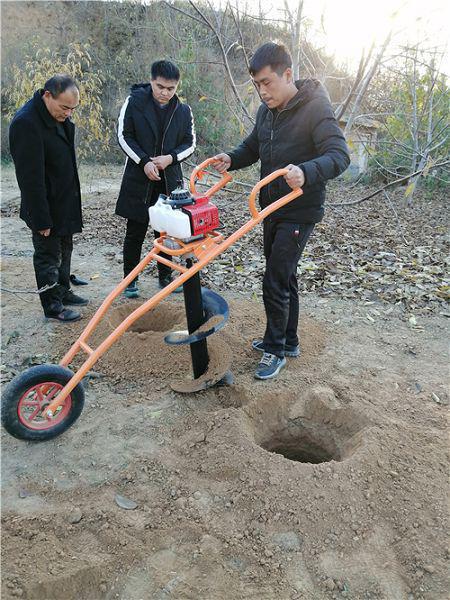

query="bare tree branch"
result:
[330,160,450,207]
[184,0,254,123]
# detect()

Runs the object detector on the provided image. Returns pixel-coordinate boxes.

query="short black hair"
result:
[44,74,79,98]
[249,42,292,76]
[151,60,180,81]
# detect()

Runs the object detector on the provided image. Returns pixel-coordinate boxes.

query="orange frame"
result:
[45,159,302,418]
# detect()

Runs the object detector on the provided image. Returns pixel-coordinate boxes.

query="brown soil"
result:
[1,165,448,600]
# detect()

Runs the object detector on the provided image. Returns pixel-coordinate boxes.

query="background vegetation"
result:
[1,0,448,194]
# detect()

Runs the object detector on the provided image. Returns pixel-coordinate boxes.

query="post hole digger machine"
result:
[2,159,302,441]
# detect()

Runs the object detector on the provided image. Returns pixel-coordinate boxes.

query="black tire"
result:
[1,364,85,441]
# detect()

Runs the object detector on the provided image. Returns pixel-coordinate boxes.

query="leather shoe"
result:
[45,308,81,322]
[63,291,89,306]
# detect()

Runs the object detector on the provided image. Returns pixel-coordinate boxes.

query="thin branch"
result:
[186,0,254,123]
[330,160,450,207]
[161,1,205,26]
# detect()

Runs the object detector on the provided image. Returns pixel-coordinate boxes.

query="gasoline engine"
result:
[149,183,219,242]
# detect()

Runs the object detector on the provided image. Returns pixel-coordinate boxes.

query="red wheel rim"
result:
[17,382,72,430]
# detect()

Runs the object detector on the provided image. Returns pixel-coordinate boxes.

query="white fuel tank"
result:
[149,197,192,239]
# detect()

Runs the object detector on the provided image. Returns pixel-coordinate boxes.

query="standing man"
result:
[214,42,350,380]
[9,74,88,322]
[116,59,196,298]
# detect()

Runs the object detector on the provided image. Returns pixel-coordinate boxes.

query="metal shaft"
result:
[183,258,209,379]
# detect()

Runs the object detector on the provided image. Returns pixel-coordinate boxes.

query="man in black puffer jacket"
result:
[116,60,196,298]
[214,42,350,380]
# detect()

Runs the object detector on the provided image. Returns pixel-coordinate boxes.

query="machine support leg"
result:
[183,259,209,379]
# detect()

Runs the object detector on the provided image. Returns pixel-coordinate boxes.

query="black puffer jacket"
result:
[116,84,196,223]
[9,90,82,235]
[228,79,350,223]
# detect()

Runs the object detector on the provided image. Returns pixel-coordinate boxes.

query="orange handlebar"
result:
[248,168,302,218]
[189,157,233,197]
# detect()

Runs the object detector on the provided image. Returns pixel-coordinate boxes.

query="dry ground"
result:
[1,165,449,600]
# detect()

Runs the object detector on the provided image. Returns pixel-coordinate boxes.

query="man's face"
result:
[252,66,293,110]
[43,88,79,122]
[150,77,179,105]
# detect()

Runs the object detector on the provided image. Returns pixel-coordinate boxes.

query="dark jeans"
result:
[262,221,315,357]
[123,218,171,281]
[32,232,73,315]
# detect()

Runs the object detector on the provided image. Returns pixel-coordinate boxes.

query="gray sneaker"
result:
[254,352,286,380]
[251,339,300,358]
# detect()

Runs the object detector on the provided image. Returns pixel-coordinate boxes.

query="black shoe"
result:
[158,275,183,294]
[251,339,300,358]
[45,308,81,322]
[70,274,89,286]
[63,291,89,306]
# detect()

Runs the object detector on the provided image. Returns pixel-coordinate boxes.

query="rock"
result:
[99,583,107,593]
[325,578,335,591]
[423,564,435,574]
[115,494,138,510]
[175,497,186,509]
[272,531,303,552]
[193,491,202,500]
[67,507,83,524]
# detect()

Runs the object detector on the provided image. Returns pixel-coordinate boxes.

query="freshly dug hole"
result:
[90,301,231,386]
[108,302,185,333]
[247,387,370,464]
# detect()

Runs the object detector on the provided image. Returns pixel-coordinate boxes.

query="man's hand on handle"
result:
[284,164,305,189]
[38,228,51,237]
[212,153,231,174]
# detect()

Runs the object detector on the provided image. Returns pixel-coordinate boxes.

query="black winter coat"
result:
[228,79,350,223]
[115,84,196,223]
[9,90,82,235]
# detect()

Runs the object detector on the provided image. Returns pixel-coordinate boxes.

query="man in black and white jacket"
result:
[116,60,196,298]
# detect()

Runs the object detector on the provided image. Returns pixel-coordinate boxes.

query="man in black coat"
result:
[9,74,88,322]
[214,42,350,380]
[116,60,196,298]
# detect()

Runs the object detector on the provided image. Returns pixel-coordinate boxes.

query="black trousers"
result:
[123,218,171,280]
[262,221,315,357]
[32,232,73,315]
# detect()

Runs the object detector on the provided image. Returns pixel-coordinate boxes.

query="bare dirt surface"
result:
[1,165,449,600]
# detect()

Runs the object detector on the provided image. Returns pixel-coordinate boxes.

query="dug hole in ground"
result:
[1,165,449,600]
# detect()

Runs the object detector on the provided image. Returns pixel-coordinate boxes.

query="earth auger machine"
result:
[1,158,302,441]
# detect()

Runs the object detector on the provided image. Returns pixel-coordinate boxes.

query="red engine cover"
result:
[182,195,219,236]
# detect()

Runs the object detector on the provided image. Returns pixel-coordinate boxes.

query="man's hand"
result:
[144,161,161,181]
[284,164,305,189]
[212,153,231,174]
[38,228,51,237]
[151,155,173,170]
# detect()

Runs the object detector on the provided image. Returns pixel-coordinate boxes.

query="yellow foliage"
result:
[4,42,110,160]
[404,182,415,197]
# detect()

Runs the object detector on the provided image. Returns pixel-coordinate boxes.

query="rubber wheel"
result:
[1,364,85,441]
